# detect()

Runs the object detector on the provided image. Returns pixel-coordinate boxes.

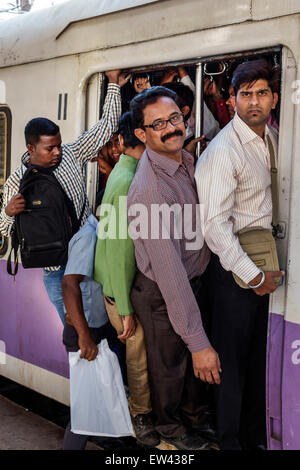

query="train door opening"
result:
[88,45,297,449]
[0,106,11,257]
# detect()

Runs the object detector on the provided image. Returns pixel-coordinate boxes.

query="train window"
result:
[0,106,11,189]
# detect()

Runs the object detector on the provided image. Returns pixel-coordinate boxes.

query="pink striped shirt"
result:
[127,147,211,353]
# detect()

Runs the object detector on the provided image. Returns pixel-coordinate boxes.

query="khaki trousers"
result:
[104,297,152,417]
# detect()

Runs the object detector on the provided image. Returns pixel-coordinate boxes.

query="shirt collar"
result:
[86,214,98,229]
[118,153,139,170]
[233,112,269,145]
[146,146,194,177]
[21,151,30,168]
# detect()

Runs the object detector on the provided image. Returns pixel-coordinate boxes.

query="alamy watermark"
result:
[97,196,205,250]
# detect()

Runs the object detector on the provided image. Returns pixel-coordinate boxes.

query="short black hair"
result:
[232,58,279,96]
[163,81,194,121]
[130,86,177,129]
[132,72,150,82]
[118,111,142,149]
[25,117,60,145]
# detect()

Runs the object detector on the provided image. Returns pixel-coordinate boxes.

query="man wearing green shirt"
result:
[94,112,159,448]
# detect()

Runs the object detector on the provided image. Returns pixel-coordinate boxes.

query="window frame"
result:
[0,106,12,188]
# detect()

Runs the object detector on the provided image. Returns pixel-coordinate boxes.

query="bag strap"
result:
[266,135,279,230]
[47,173,87,234]
[7,226,19,279]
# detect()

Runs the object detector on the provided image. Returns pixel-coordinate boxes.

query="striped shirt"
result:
[195,112,278,284]
[0,83,121,270]
[127,147,211,353]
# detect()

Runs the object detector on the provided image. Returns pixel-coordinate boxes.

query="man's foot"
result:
[132,413,160,448]
[162,432,211,450]
[191,410,218,443]
[191,422,218,443]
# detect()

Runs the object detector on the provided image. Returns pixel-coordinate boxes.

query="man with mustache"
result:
[127,87,218,450]
[195,59,284,449]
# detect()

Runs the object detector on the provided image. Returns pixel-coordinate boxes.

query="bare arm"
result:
[62,274,98,361]
[249,270,285,296]
[5,193,26,217]
[0,174,23,237]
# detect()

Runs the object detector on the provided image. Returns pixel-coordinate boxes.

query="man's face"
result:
[135,97,186,157]
[226,85,235,120]
[27,133,62,168]
[106,133,122,163]
[134,77,151,94]
[235,79,278,129]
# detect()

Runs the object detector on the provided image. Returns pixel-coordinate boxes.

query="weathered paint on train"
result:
[0,0,300,450]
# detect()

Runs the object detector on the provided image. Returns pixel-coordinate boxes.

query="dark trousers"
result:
[130,271,209,439]
[205,254,269,450]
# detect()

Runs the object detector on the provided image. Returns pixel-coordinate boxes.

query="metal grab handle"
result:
[203,61,227,77]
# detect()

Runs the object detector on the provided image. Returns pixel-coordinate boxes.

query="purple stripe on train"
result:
[267,312,300,450]
[0,260,69,378]
[1,259,300,449]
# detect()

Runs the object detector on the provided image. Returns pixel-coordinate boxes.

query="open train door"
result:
[0,81,11,259]
[266,46,300,450]
[85,72,106,213]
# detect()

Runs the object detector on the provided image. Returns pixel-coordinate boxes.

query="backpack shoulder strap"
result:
[47,172,88,234]
[7,225,19,278]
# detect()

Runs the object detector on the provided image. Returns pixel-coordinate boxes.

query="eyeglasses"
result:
[143,113,184,131]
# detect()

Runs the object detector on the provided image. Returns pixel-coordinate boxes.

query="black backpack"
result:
[7,165,86,275]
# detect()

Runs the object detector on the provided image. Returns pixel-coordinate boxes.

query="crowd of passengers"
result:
[0,57,282,451]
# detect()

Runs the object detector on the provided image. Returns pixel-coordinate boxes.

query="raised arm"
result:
[65,70,124,166]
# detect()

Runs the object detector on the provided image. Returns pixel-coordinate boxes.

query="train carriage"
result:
[0,0,300,450]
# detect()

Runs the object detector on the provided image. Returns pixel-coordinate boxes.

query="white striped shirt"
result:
[0,83,121,270]
[195,112,278,284]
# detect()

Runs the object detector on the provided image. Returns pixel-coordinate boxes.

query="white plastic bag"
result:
[69,338,133,437]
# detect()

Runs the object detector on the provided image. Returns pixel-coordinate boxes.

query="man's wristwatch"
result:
[248,270,265,289]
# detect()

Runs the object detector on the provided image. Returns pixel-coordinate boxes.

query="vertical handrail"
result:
[195,62,203,158]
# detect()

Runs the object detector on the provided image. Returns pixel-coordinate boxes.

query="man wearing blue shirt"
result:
[62,214,118,449]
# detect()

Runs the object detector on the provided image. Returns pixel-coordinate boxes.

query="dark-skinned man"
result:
[0,69,128,324]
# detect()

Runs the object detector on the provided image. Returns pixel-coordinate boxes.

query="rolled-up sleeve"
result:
[65,83,122,166]
[0,177,19,237]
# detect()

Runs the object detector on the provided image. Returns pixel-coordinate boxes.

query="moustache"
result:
[161,130,183,143]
